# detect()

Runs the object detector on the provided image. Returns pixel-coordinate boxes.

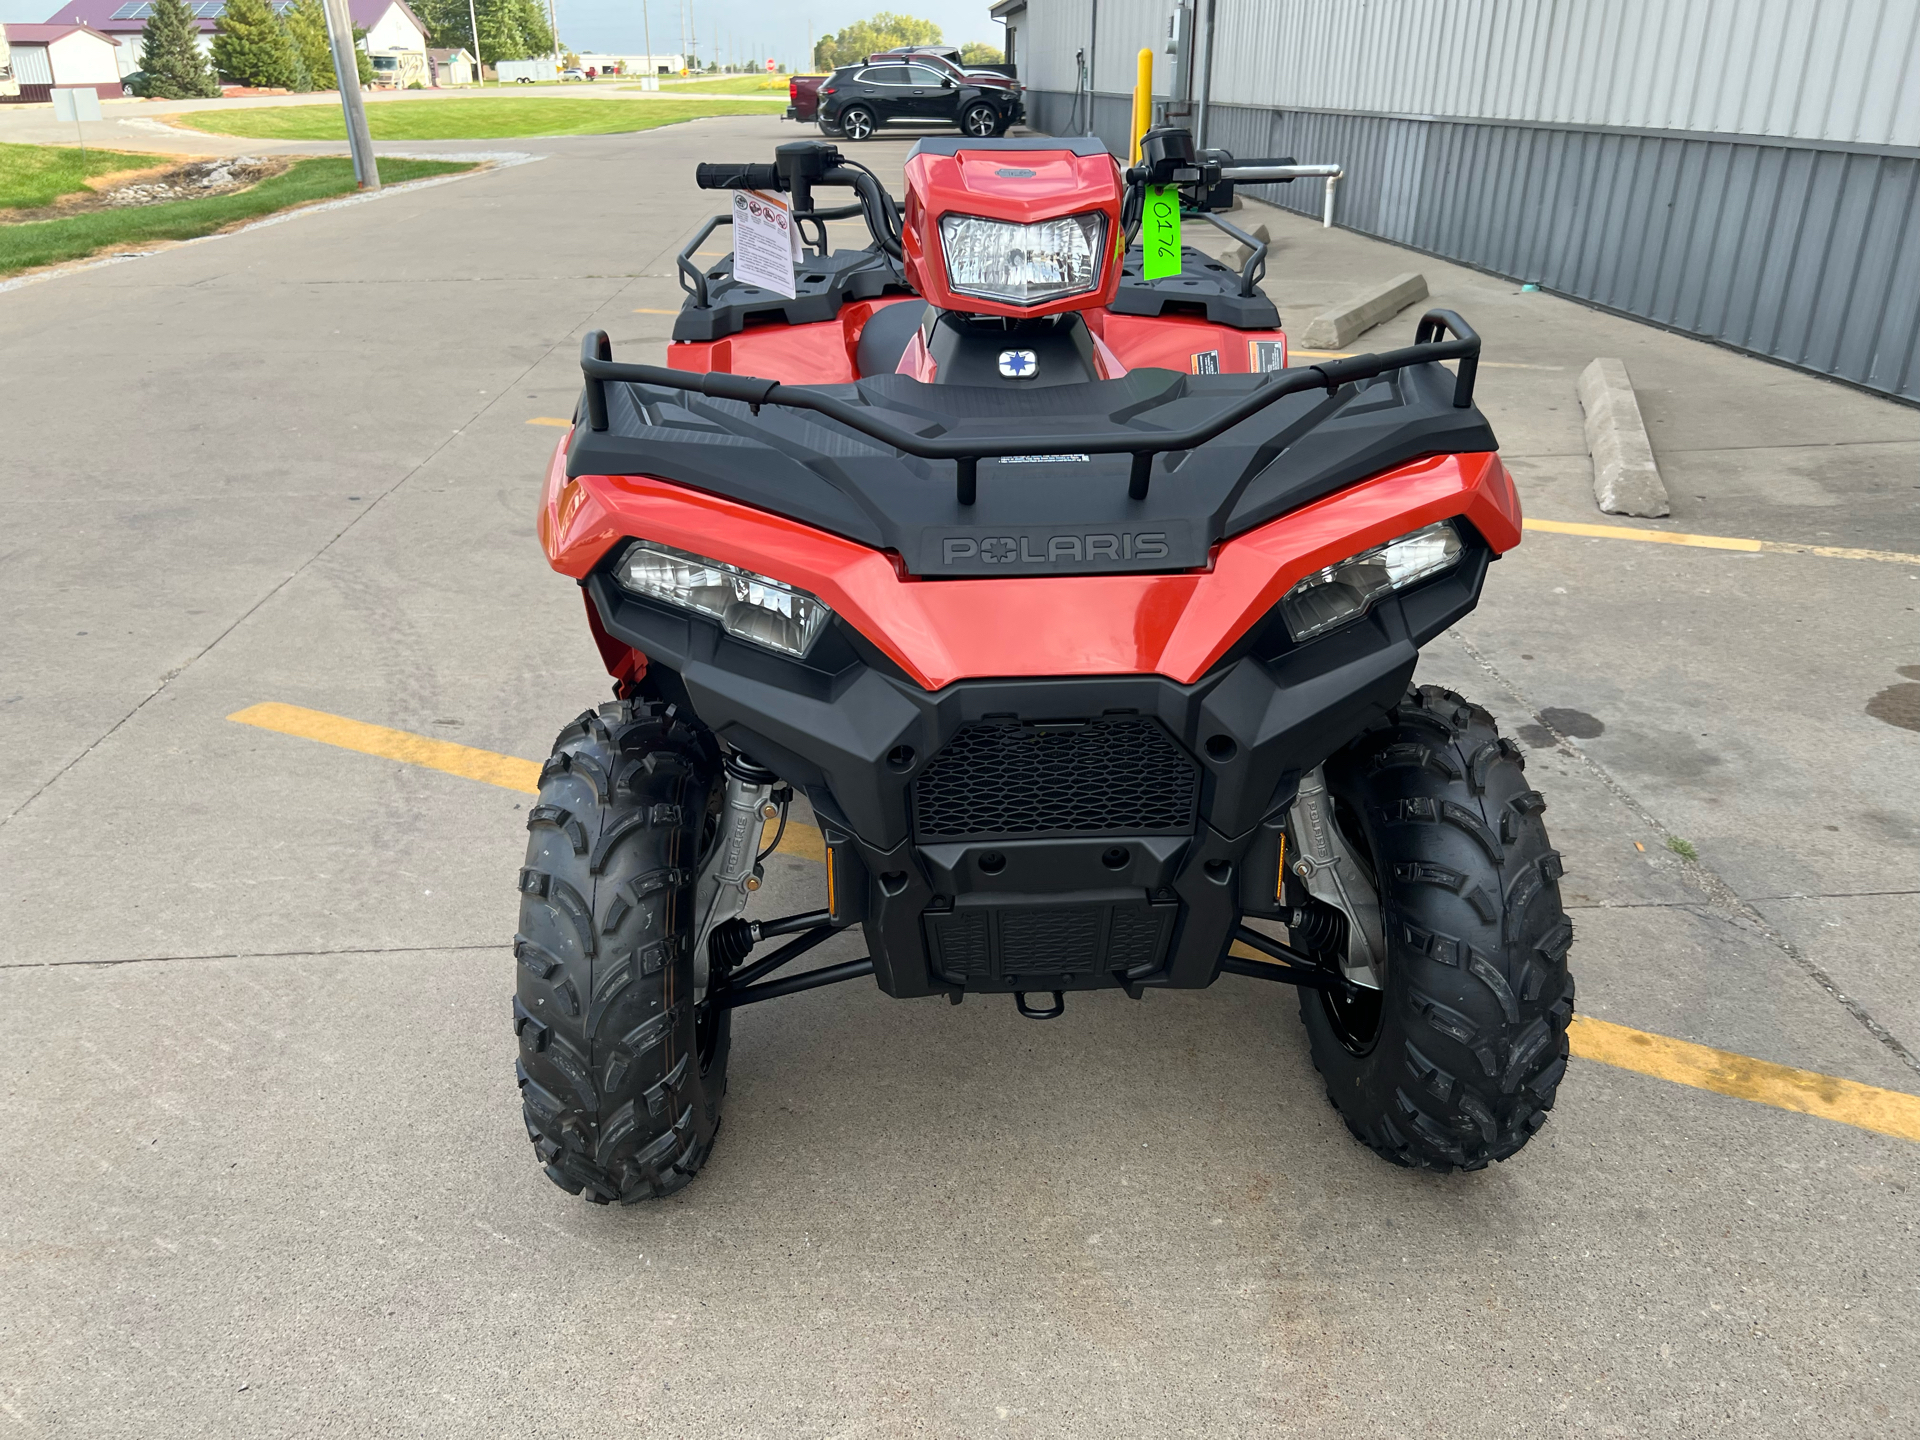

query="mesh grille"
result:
[913,717,1199,840]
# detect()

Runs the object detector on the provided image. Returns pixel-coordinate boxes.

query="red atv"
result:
[517,131,1573,1204]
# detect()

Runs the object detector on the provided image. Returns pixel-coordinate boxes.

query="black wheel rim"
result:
[1317,790,1387,1054]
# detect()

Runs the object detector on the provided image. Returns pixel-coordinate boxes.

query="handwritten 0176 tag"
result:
[731,188,798,299]
[1142,184,1182,280]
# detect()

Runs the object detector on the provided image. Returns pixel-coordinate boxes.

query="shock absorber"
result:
[691,753,778,992]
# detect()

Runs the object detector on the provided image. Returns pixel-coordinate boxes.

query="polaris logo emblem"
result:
[997,349,1038,379]
[942,532,1171,565]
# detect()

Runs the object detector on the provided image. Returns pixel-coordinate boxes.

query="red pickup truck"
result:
[786,73,830,123]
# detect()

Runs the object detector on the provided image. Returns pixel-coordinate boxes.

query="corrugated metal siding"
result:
[1203,0,1920,146]
[1228,107,1920,399]
[1018,0,1919,400]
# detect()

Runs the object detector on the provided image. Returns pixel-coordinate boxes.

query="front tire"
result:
[513,700,729,1203]
[1299,686,1575,1171]
[961,102,999,138]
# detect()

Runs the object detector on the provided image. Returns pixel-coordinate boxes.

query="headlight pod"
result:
[939,211,1106,306]
[615,541,832,658]
[1280,521,1464,642]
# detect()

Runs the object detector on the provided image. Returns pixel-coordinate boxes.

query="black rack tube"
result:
[1128,451,1153,500]
[582,330,610,431]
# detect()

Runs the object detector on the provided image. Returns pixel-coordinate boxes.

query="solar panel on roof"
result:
[109,3,147,18]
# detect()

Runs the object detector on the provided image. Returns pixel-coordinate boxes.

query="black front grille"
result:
[912,717,1200,841]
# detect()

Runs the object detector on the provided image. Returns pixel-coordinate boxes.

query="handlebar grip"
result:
[694,162,783,191]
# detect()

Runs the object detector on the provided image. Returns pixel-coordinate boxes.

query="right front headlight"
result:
[1280,521,1464,642]
[614,541,833,658]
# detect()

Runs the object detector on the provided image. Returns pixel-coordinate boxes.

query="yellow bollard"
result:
[1130,47,1153,165]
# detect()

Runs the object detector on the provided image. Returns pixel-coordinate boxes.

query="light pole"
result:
[321,0,377,190]
[467,0,484,85]
[641,0,653,84]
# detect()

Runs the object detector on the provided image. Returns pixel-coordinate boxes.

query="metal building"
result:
[995,0,1920,402]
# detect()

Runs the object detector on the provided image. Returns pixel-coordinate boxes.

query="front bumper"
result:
[583,542,1490,999]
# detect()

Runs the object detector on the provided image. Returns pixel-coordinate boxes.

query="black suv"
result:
[818,61,1015,140]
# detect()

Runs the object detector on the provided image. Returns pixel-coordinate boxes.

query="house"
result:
[426,46,473,86]
[2,21,124,103]
[39,0,427,89]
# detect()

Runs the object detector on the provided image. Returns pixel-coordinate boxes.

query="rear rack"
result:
[579,309,1480,506]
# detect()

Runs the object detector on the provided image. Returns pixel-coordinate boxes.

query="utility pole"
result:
[466,0,485,85]
[547,0,558,62]
[641,0,652,82]
[321,0,378,190]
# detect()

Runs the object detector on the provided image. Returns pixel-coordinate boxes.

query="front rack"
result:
[578,309,1480,506]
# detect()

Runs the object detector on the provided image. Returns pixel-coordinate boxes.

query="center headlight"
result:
[615,541,832,658]
[939,211,1106,305]
[1280,521,1464,642]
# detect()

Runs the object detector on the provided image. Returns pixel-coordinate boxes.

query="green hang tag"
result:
[1142,184,1183,280]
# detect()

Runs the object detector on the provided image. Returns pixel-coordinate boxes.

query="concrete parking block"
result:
[1579,356,1672,516]
[1298,270,1426,348]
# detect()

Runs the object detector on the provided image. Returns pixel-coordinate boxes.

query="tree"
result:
[211,0,302,88]
[813,11,941,70]
[133,0,221,98]
[414,0,551,63]
[959,41,1002,65]
[283,0,334,90]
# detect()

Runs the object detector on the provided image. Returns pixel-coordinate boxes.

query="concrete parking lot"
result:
[2,114,1916,1437]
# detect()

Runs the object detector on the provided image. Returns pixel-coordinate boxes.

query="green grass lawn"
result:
[648,75,793,96]
[0,141,171,210]
[0,156,472,275]
[173,96,778,140]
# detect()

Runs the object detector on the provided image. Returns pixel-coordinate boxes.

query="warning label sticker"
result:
[730,188,799,299]
[1190,349,1221,374]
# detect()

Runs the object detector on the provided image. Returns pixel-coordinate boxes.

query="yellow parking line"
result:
[632,307,679,314]
[228,703,1920,1143]
[1524,517,1920,565]
[1228,949,1918,1145]
[226,703,823,861]
[230,702,542,793]
[526,417,571,427]
[1569,1015,1920,1144]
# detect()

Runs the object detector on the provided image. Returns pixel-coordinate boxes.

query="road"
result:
[1,114,1916,1437]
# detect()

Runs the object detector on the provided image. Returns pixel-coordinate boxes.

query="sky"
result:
[0,1,1011,66]
[528,0,1008,67]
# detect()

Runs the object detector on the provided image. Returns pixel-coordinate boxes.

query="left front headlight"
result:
[939,211,1106,306]
[614,541,833,658]
[1279,521,1464,642]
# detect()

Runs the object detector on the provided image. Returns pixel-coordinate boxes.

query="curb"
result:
[1299,271,1427,349]
[0,152,541,297]
[1577,357,1670,517]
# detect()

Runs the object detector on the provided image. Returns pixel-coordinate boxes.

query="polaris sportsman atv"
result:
[515,131,1574,1203]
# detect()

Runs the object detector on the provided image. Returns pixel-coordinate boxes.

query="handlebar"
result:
[695,162,782,190]
[1218,162,1343,184]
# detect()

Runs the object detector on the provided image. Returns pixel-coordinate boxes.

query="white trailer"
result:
[497,58,559,84]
